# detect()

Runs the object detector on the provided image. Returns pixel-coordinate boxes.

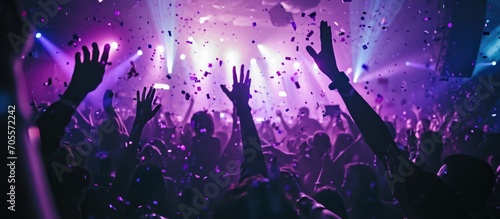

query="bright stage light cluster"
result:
[180,54,186,60]
[111,42,118,49]
[137,50,143,56]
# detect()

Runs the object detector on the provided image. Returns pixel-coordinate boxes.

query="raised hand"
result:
[306,21,340,81]
[220,65,251,106]
[134,87,162,127]
[276,110,283,117]
[67,43,110,97]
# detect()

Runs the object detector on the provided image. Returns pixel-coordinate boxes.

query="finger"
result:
[136,90,140,102]
[142,87,147,101]
[220,84,231,97]
[82,46,91,63]
[75,52,82,65]
[247,78,252,88]
[239,65,245,83]
[244,69,250,84]
[306,46,318,59]
[320,23,333,51]
[147,86,154,100]
[92,42,99,62]
[100,44,111,64]
[232,66,237,84]
[152,104,162,115]
[149,87,156,101]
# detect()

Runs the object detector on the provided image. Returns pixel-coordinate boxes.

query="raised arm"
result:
[221,65,267,180]
[181,97,195,126]
[306,21,408,179]
[106,87,161,215]
[36,43,110,157]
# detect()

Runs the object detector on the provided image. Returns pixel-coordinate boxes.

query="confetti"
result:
[291,21,297,31]
[308,12,317,20]
[362,45,368,50]
[307,31,314,37]
[294,81,301,89]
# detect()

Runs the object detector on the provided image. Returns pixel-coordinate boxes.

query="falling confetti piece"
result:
[308,12,316,20]
[291,21,297,31]
[307,30,314,37]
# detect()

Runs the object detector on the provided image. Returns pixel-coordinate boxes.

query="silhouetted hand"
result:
[134,87,162,127]
[306,21,340,81]
[220,65,251,107]
[66,43,110,98]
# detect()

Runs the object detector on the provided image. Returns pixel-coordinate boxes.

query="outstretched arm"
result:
[306,21,409,181]
[36,43,110,158]
[181,97,195,126]
[106,87,161,216]
[221,65,267,180]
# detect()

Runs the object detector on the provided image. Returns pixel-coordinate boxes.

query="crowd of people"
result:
[4,1,500,218]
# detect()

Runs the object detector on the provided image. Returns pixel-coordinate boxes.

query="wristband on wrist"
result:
[327,72,353,95]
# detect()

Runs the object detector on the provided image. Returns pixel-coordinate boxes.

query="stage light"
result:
[35,32,42,39]
[180,54,186,60]
[111,42,118,49]
[153,83,170,90]
[257,44,264,50]
[157,45,164,52]
[293,62,300,69]
[98,0,103,2]
[250,58,257,64]
[346,67,353,75]
[405,61,410,66]
[278,91,287,97]
[188,36,194,41]
[199,16,209,24]
[137,50,143,56]
[220,38,224,42]
[492,61,497,66]
[313,63,319,70]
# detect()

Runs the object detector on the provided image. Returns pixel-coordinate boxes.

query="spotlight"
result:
[492,61,497,66]
[137,50,143,56]
[35,33,41,39]
[405,61,410,66]
[257,44,264,50]
[157,45,164,52]
[345,67,353,75]
[199,16,209,24]
[278,91,287,97]
[180,54,186,60]
[111,42,118,49]
[293,62,300,69]
[188,36,194,41]
[153,83,170,90]
[250,58,257,64]
[220,38,224,42]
